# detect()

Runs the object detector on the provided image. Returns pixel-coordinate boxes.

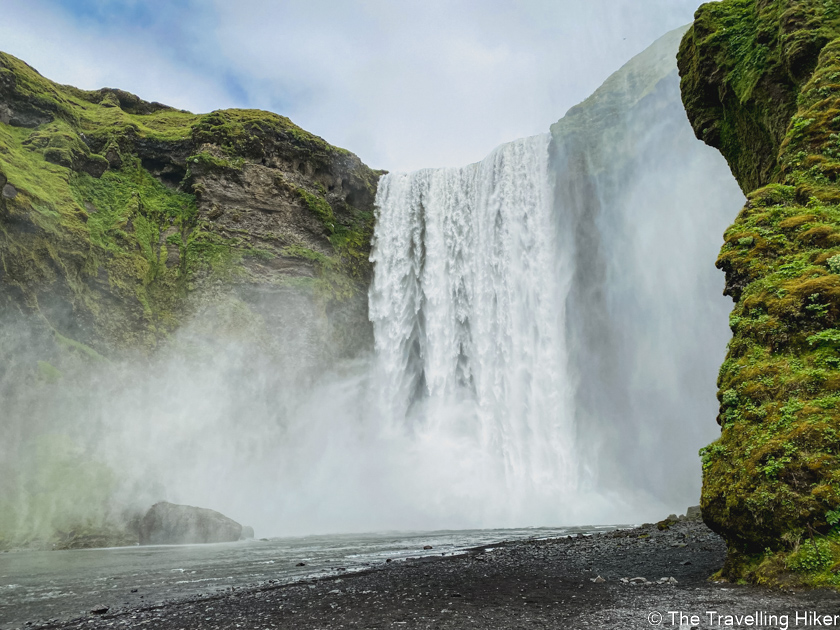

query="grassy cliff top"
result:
[0,51,350,156]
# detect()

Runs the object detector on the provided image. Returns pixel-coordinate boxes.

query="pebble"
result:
[19,519,830,630]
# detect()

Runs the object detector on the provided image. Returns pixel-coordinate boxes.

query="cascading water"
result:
[0,29,744,542]
[369,135,580,516]
[364,27,745,526]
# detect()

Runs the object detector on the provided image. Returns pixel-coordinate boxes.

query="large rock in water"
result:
[138,502,243,545]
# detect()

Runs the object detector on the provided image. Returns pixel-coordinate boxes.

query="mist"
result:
[0,13,746,546]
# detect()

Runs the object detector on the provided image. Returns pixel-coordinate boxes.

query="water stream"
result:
[370,134,580,518]
[0,525,619,626]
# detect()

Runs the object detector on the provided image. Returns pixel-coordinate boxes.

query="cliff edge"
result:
[680,0,840,585]
[0,50,380,361]
[0,51,380,550]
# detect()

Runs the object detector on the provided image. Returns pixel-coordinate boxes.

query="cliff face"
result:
[680,1,840,583]
[0,51,379,363]
[0,51,380,550]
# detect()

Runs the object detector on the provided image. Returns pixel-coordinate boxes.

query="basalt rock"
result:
[138,502,243,545]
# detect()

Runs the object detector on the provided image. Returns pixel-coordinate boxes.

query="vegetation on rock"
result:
[0,50,381,357]
[0,50,381,550]
[680,0,840,586]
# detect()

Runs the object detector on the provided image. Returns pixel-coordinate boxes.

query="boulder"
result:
[685,506,702,521]
[138,501,243,545]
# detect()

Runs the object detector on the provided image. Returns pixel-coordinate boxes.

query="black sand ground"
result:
[17,520,840,629]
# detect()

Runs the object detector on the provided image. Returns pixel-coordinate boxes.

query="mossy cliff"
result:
[679,0,840,585]
[0,50,380,361]
[0,51,380,550]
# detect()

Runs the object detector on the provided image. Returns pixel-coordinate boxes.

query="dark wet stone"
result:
[138,502,242,545]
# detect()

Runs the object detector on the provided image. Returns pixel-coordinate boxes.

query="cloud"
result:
[1,0,703,170]
[0,1,232,114]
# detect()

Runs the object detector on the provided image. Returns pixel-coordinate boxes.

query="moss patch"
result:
[681,0,840,585]
[0,48,379,355]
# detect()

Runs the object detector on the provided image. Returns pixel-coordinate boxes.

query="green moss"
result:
[296,187,336,226]
[187,151,244,173]
[191,109,349,159]
[293,186,375,281]
[0,434,123,549]
[679,0,840,192]
[186,228,247,281]
[54,332,108,363]
[282,243,333,265]
[36,360,62,383]
[680,0,840,584]
[0,124,78,212]
[716,524,840,588]
[279,243,355,300]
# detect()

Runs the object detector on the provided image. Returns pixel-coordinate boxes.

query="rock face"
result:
[138,502,242,545]
[679,1,840,582]
[0,50,380,361]
[0,50,380,551]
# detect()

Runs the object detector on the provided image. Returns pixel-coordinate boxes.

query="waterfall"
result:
[369,134,579,509]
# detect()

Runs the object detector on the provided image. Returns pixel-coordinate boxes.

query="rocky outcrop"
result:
[138,502,242,545]
[680,1,840,583]
[0,50,380,550]
[0,50,380,361]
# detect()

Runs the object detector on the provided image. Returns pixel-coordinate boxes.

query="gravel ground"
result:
[18,520,840,629]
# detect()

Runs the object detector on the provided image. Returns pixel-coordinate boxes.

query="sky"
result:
[0,0,705,171]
